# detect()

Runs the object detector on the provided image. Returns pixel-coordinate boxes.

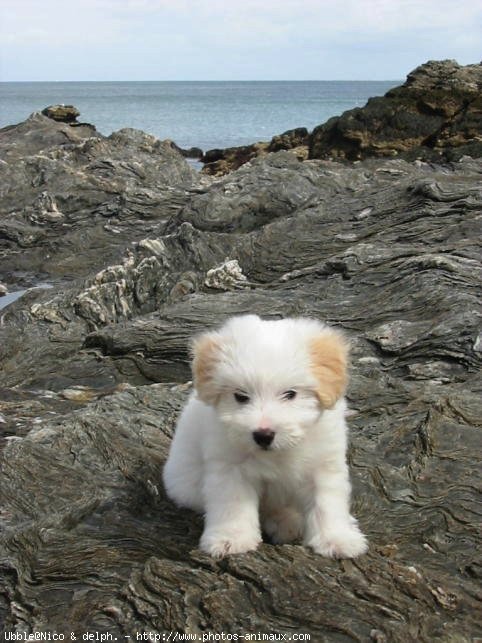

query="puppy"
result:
[163,315,368,559]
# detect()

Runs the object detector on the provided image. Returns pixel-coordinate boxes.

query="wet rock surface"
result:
[0,99,481,640]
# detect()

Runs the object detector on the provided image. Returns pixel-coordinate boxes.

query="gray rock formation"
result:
[0,101,481,640]
[0,112,198,286]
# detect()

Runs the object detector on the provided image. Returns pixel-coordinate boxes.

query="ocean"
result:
[0,81,399,152]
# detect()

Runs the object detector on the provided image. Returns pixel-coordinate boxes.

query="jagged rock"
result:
[268,126,309,151]
[181,146,203,158]
[179,151,326,232]
[0,111,101,162]
[201,127,310,176]
[201,141,270,176]
[204,258,249,290]
[201,61,482,176]
[26,191,65,224]
[167,140,203,158]
[0,110,198,287]
[0,89,481,640]
[309,59,482,161]
[289,144,310,160]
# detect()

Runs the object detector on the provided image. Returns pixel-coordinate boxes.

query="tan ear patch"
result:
[309,330,349,408]
[192,333,221,405]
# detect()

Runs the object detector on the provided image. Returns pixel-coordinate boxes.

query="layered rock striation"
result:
[0,74,481,640]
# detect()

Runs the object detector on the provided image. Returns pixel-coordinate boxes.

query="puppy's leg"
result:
[261,486,303,544]
[303,461,367,558]
[200,465,261,558]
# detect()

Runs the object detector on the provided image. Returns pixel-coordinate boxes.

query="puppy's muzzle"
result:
[252,429,275,449]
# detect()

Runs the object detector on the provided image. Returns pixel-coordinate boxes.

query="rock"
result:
[41,104,80,122]
[309,59,482,161]
[204,258,249,290]
[0,282,7,296]
[26,191,65,224]
[0,90,481,640]
[176,151,325,233]
[201,60,482,176]
[201,141,270,176]
[290,144,310,161]
[182,146,203,158]
[167,140,203,158]
[268,126,309,152]
[201,128,310,176]
[0,109,198,285]
[0,111,101,162]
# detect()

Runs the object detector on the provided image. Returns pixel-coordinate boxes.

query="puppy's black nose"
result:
[253,429,275,449]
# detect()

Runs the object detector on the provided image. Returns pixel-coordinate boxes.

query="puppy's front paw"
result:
[306,524,368,559]
[200,528,261,558]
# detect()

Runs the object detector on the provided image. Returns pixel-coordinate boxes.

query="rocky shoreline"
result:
[0,60,481,639]
[201,60,482,175]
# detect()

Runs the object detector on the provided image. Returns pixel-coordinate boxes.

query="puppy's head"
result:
[192,315,348,452]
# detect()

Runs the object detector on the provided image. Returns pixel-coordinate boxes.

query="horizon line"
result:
[0,78,403,83]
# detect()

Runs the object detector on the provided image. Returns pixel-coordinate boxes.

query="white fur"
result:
[163,315,368,558]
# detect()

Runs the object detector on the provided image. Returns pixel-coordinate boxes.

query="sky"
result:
[0,0,480,81]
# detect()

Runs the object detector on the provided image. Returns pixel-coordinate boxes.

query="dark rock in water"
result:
[268,126,309,151]
[309,59,482,161]
[41,104,81,122]
[0,90,481,640]
[201,141,270,176]
[201,127,310,176]
[201,60,482,175]
[182,146,203,158]
[167,140,203,158]
[170,142,204,158]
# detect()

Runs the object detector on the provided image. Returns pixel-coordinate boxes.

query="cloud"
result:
[1,0,480,79]
[0,0,127,46]
[3,0,481,42]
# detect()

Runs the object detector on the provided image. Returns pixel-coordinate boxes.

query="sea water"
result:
[0,80,399,152]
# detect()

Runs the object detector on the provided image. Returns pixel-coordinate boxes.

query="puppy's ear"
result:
[191,332,221,405]
[309,329,349,409]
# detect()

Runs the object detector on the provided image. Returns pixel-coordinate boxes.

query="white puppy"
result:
[163,315,368,559]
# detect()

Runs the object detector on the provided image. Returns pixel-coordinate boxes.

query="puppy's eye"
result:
[282,390,297,401]
[234,392,250,404]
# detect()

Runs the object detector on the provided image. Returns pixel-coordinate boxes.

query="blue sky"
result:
[1,0,481,81]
